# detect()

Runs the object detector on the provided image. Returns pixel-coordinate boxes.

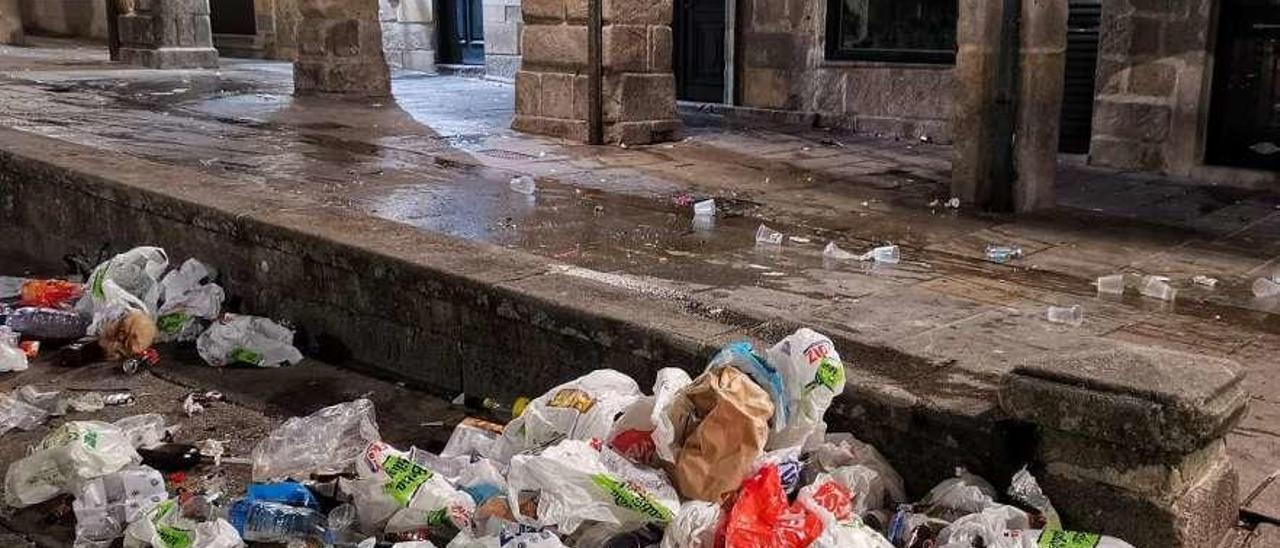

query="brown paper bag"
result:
[671,366,774,502]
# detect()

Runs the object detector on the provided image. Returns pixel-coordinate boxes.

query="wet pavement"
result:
[1,37,1280,513]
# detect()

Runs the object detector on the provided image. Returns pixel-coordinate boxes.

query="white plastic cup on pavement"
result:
[1254,277,1280,299]
[1096,274,1125,295]
[1046,305,1084,327]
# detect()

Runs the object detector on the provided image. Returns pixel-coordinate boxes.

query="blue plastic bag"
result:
[708,341,788,431]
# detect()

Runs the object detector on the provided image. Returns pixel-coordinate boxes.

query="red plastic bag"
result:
[723,465,823,548]
[20,280,83,309]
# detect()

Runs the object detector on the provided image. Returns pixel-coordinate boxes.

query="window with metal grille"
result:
[825,0,958,64]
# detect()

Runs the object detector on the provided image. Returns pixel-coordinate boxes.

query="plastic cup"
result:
[1139,276,1177,302]
[1096,274,1125,295]
[1254,277,1280,299]
[693,199,716,217]
[862,245,901,265]
[1046,305,1084,326]
[755,224,784,246]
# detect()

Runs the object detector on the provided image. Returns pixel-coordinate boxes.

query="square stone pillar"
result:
[513,0,681,144]
[951,0,1066,213]
[294,0,392,97]
[1002,344,1246,547]
[0,0,23,45]
[117,0,221,69]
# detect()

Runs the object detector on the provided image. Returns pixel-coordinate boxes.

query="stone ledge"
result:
[1001,343,1248,455]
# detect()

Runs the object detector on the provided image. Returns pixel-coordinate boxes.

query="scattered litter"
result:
[861,245,901,265]
[156,259,225,343]
[0,327,28,372]
[1095,274,1125,295]
[789,236,811,244]
[755,224,784,246]
[196,314,302,368]
[20,279,83,308]
[762,271,786,277]
[946,197,960,209]
[6,307,90,340]
[693,199,716,218]
[1192,275,1219,289]
[984,245,1023,264]
[747,264,771,270]
[509,175,537,195]
[1255,277,1280,299]
[1139,275,1177,302]
[250,398,380,481]
[196,440,226,466]
[823,242,859,261]
[1046,305,1084,327]
[5,421,141,507]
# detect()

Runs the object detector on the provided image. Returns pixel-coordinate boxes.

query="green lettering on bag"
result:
[382,454,433,506]
[589,474,673,522]
[228,347,263,366]
[1037,530,1101,548]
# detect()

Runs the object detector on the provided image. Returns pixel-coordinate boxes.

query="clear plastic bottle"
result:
[227,498,330,544]
[5,307,89,340]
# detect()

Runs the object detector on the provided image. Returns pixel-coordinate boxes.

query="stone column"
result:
[117,0,221,69]
[951,0,1065,213]
[294,0,391,97]
[513,0,680,144]
[0,0,23,45]
[1002,344,1246,547]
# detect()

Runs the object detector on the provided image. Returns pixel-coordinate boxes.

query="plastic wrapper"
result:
[197,314,302,368]
[922,467,999,521]
[5,307,90,340]
[441,417,503,460]
[650,368,693,463]
[72,466,168,548]
[798,474,893,548]
[752,446,803,496]
[707,341,788,430]
[446,525,567,548]
[5,421,142,507]
[124,499,246,548]
[827,464,893,516]
[491,370,642,463]
[251,398,380,481]
[668,366,773,502]
[156,259,225,343]
[1008,466,1061,530]
[936,504,1030,548]
[659,501,722,548]
[722,464,822,548]
[348,440,476,536]
[82,247,168,316]
[807,433,907,505]
[608,368,697,466]
[114,414,169,449]
[765,328,847,449]
[17,385,67,416]
[0,335,27,372]
[457,458,506,506]
[0,393,49,436]
[21,279,84,308]
[506,439,678,535]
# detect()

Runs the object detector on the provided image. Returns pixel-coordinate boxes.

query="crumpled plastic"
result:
[21,279,84,309]
[668,366,774,502]
[659,501,722,548]
[752,446,804,496]
[446,525,567,548]
[79,247,168,336]
[0,326,29,372]
[722,464,822,548]
[807,433,908,506]
[797,473,893,548]
[922,467,1000,521]
[114,414,169,450]
[491,370,642,463]
[251,398,380,481]
[1008,466,1061,530]
[651,368,693,463]
[606,367,696,467]
[16,385,67,416]
[765,328,847,449]
[1022,529,1138,548]
[0,392,49,436]
[707,341,788,431]
[441,417,503,460]
[196,314,302,368]
[156,259,225,343]
[348,440,476,536]
[5,421,142,507]
[506,439,678,535]
[936,504,1030,548]
[122,499,245,548]
[72,465,168,548]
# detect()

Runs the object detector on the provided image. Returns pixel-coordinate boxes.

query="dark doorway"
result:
[674,0,726,103]
[1208,0,1280,170]
[1058,0,1101,154]
[210,0,256,36]
[440,0,486,65]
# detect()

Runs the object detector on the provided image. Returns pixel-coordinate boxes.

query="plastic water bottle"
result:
[228,499,330,544]
[6,307,89,340]
[985,245,1023,264]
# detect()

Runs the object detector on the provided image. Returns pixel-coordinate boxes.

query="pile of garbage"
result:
[0,246,1137,547]
[0,246,302,378]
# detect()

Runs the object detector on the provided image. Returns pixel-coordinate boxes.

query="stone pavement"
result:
[1,38,1279,525]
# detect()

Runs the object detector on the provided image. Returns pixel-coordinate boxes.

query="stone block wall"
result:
[294,0,391,96]
[379,0,436,72]
[738,0,956,142]
[483,0,522,79]
[1089,0,1213,174]
[18,0,108,40]
[118,0,221,69]
[513,0,679,144]
[0,0,22,44]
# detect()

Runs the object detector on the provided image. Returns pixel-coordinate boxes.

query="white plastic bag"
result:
[506,439,678,535]
[0,393,49,436]
[827,465,892,516]
[73,466,168,548]
[922,467,999,521]
[491,370,642,463]
[5,421,142,507]
[766,328,847,449]
[197,314,302,368]
[441,418,502,460]
[651,368,692,464]
[114,414,169,449]
[0,330,28,372]
[122,499,245,548]
[156,259,225,343]
[659,501,721,548]
[349,441,476,535]
[808,433,907,505]
[936,504,1030,548]
[447,525,567,548]
[17,385,67,416]
[79,247,169,335]
[251,399,380,481]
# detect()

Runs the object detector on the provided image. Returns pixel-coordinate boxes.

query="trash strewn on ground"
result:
[1095,274,1124,295]
[0,247,1139,548]
[1139,275,1178,302]
[1045,305,1084,326]
[984,245,1023,264]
